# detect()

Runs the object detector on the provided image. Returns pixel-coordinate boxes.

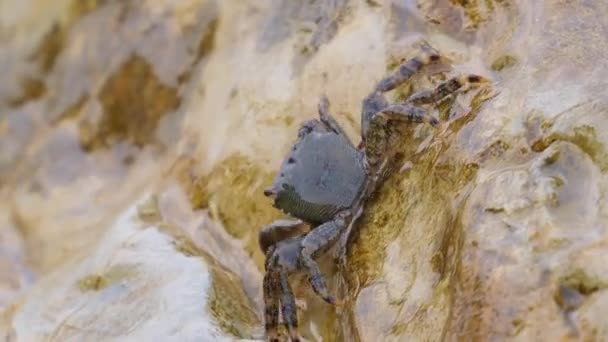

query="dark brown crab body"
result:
[258,47,488,342]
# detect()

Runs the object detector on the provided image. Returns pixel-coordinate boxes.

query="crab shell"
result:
[265,126,367,225]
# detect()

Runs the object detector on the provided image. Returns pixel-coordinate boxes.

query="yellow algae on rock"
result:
[184,153,282,269]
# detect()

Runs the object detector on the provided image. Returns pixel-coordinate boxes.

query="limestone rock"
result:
[1,0,608,341]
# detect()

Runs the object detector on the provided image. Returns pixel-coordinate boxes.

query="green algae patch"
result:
[491,54,518,71]
[340,77,493,338]
[53,94,87,124]
[156,222,260,339]
[207,263,261,339]
[184,153,282,269]
[155,221,203,259]
[8,77,47,107]
[450,0,486,29]
[28,0,107,75]
[532,125,608,172]
[447,0,511,30]
[77,274,109,291]
[196,17,218,62]
[26,0,106,77]
[346,136,476,285]
[560,269,608,296]
[76,264,133,292]
[136,195,162,224]
[70,0,107,19]
[346,173,411,284]
[31,23,64,73]
[81,55,180,150]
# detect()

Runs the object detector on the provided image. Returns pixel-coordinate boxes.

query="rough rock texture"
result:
[1,0,608,341]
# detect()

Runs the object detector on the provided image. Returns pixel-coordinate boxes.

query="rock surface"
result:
[1,0,608,341]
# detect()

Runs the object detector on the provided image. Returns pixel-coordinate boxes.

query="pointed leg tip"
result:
[429,116,440,127]
[332,297,346,307]
[318,95,330,112]
[467,74,491,84]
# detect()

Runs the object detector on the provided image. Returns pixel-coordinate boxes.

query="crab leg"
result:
[361,102,437,167]
[408,74,489,105]
[259,219,309,254]
[374,52,447,93]
[300,213,348,305]
[263,271,281,342]
[279,271,300,341]
[360,51,448,165]
[379,103,439,126]
[317,95,354,147]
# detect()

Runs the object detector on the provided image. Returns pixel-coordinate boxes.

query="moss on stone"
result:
[491,55,518,71]
[31,23,64,73]
[81,55,180,150]
[184,153,282,269]
[532,125,608,172]
[77,274,109,291]
[8,77,47,107]
[76,265,133,292]
[560,269,608,296]
[53,94,87,124]
[207,263,260,339]
[70,0,107,19]
[137,195,162,224]
[156,222,260,338]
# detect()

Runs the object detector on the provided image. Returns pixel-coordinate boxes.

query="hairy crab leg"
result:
[373,51,450,93]
[361,50,449,167]
[362,102,438,167]
[379,103,439,126]
[300,213,349,304]
[279,271,300,342]
[263,271,281,342]
[317,95,353,148]
[259,219,309,254]
[407,74,490,106]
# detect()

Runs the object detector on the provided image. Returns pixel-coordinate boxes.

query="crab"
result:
[258,48,488,342]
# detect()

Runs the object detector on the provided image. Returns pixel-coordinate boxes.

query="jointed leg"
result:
[263,271,281,342]
[317,95,355,147]
[259,219,309,254]
[361,50,448,149]
[279,271,300,341]
[300,213,349,304]
[408,74,489,106]
[374,51,447,93]
[379,103,439,126]
[362,102,438,167]
[297,118,327,138]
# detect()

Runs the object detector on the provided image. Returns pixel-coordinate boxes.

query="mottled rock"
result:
[1,0,608,341]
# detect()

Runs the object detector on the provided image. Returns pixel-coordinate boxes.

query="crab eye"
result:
[287,157,296,164]
[429,54,441,62]
[264,187,278,198]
